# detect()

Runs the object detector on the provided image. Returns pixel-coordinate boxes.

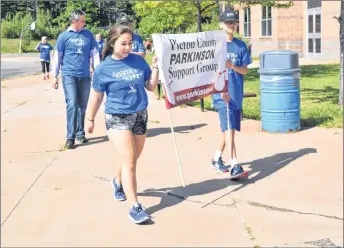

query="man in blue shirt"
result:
[52,10,100,149]
[117,16,146,57]
[211,10,252,179]
[95,33,105,60]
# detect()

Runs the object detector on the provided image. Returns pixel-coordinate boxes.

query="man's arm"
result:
[227,61,248,75]
[229,43,252,76]
[51,34,64,81]
[52,51,63,78]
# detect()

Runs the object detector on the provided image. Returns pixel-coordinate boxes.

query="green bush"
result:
[21,30,33,52]
[1,13,34,39]
[49,27,61,39]
[89,26,108,38]
[34,9,56,39]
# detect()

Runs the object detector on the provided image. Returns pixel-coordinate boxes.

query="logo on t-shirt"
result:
[112,69,142,81]
[128,84,137,93]
[227,52,238,74]
[70,38,85,54]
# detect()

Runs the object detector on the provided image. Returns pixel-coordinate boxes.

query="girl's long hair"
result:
[102,25,133,60]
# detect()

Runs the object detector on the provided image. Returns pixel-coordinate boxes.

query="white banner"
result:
[152,30,228,109]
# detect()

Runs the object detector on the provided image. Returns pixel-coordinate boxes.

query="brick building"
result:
[221,0,341,60]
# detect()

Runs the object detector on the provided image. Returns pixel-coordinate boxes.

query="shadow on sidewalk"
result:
[138,148,317,215]
[232,148,317,191]
[75,135,109,148]
[146,123,207,138]
[138,178,228,215]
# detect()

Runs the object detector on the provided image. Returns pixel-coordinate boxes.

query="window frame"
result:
[261,6,272,37]
[243,7,251,38]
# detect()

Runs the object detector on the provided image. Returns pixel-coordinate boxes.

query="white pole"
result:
[19,31,23,54]
[226,103,231,163]
[167,109,186,187]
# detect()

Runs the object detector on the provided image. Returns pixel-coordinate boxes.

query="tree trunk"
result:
[195,0,204,111]
[195,0,202,33]
[339,0,344,105]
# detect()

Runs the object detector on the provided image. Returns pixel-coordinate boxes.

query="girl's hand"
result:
[152,56,158,67]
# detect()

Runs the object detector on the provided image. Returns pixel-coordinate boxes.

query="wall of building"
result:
[275,1,305,57]
[318,1,340,60]
[231,1,340,60]
[237,2,305,58]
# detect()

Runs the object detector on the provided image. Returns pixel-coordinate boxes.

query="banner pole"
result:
[167,109,186,187]
[226,103,231,164]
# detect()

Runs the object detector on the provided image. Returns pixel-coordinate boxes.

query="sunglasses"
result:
[225,21,238,24]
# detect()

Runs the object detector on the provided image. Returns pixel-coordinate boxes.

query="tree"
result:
[133,1,216,35]
[53,0,99,30]
[335,0,344,105]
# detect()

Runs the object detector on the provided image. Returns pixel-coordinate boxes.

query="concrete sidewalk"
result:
[1,75,343,247]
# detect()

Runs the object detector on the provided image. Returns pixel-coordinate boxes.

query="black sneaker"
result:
[76,136,88,144]
[65,139,75,149]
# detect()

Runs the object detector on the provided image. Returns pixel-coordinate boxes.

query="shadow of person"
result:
[138,178,228,215]
[75,135,109,148]
[146,123,207,138]
[229,148,317,192]
[138,148,317,215]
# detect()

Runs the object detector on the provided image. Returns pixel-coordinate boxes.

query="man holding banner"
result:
[211,10,252,179]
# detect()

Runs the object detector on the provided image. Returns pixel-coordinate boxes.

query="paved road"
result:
[1,60,42,80]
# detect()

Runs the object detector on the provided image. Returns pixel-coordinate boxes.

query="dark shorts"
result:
[105,109,148,135]
[217,107,242,132]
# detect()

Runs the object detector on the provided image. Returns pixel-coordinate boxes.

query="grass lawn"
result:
[1,38,56,53]
[147,54,342,129]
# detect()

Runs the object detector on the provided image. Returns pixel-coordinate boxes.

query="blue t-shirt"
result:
[37,43,53,62]
[96,39,105,59]
[55,28,97,77]
[92,53,152,114]
[212,38,252,110]
[132,33,146,54]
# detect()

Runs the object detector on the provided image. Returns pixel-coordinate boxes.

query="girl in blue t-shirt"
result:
[86,25,159,224]
[35,36,54,80]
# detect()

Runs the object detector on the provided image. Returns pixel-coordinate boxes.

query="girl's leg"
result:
[132,134,146,192]
[112,134,145,194]
[41,61,46,79]
[46,62,50,79]
[108,129,138,207]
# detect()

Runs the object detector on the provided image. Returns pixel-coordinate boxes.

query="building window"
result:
[243,8,251,37]
[261,6,272,36]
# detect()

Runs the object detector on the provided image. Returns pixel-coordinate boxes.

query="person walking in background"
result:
[145,38,151,54]
[52,10,100,149]
[95,33,105,60]
[211,9,252,179]
[35,36,54,80]
[86,25,159,224]
[117,16,146,57]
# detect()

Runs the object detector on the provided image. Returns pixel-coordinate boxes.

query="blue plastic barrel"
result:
[257,50,301,133]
